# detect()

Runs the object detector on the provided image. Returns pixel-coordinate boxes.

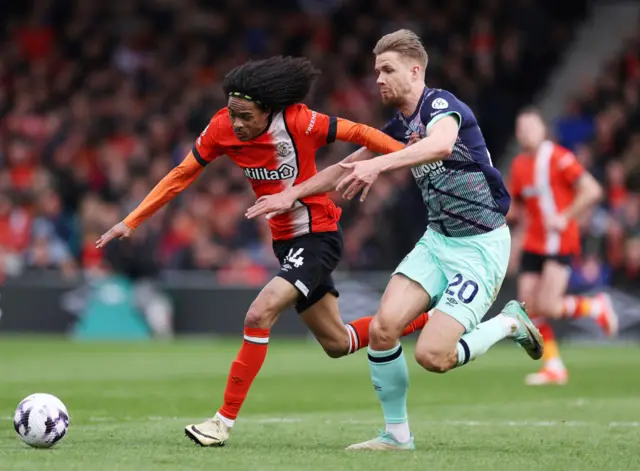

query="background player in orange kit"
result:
[96,56,429,446]
[508,108,618,386]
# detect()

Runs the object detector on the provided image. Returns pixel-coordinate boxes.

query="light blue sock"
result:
[456,314,514,367]
[368,344,410,442]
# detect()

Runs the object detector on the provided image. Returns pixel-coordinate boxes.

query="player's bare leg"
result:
[537,260,618,336]
[346,274,429,451]
[300,292,430,358]
[414,302,541,375]
[519,270,567,385]
[537,260,618,334]
[185,277,297,447]
[517,273,539,324]
[526,260,618,385]
[413,310,465,372]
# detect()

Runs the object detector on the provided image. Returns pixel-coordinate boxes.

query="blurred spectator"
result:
[555,98,594,151]
[26,218,77,277]
[568,253,611,292]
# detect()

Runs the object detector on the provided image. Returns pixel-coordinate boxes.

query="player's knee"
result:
[244,304,273,329]
[369,315,402,349]
[244,290,282,329]
[415,348,453,374]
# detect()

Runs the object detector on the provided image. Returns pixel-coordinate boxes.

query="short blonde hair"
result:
[373,29,428,69]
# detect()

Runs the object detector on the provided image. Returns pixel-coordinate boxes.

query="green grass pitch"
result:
[0,338,639,471]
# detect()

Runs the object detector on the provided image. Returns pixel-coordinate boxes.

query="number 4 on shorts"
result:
[445,274,479,304]
[286,248,305,268]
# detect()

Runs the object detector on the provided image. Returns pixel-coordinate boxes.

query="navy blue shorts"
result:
[272,229,343,313]
[519,250,573,274]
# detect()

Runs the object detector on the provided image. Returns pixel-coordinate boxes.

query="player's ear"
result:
[411,65,420,81]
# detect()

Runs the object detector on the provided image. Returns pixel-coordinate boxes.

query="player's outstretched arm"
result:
[285,116,405,197]
[245,147,375,220]
[96,152,204,248]
[337,116,459,201]
[296,147,376,197]
[369,115,458,171]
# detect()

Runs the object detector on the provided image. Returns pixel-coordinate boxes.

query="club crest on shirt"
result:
[276,141,293,157]
[432,98,449,110]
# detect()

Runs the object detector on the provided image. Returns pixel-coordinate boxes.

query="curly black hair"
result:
[223,56,321,111]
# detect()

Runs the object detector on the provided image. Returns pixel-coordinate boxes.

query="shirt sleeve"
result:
[556,150,585,185]
[334,118,404,154]
[192,113,225,166]
[289,103,337,147]
[123,153,203,229]
[289,104,404,154]
[420,90,463,130]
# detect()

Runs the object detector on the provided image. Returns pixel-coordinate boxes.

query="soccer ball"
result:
[13,393,70,448]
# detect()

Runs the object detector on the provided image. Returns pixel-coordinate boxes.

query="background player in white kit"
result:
[247,30,544,451]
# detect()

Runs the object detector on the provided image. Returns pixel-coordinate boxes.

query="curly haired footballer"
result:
[96,53,431,448]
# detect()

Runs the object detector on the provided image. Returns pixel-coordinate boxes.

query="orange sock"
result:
[406,312,430,335]
[345,312,430,354]
[217,327,269,423]
[536,320,564,370]
[538,323,558,361]
[564,295,602,318]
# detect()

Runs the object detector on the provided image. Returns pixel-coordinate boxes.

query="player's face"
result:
[227,97,270,141]
[374,51,417,107]
[516,113,547,151]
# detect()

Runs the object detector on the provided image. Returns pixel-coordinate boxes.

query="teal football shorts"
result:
[393,225,511,332]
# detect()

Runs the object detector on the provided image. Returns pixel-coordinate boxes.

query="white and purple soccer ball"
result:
[14,393,69,448]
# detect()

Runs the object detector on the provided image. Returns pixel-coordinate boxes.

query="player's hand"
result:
[547,213,569,232]
[245,192,296,220]
[337,159,383,202]
[407,132,422,146]
[96,222,133,248]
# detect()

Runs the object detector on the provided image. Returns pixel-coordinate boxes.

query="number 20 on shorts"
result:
[445,274,479,304]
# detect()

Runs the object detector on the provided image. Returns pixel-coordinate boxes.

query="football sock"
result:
[368,344,411,443]
[538,322,565,371]
[456,314,515,367]
[346,312,429,354]
[405,312,430,335]
[562,295,599,318]
[217,327,270,426]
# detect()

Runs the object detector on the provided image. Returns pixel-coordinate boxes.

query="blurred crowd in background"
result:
[0,0,637,291]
